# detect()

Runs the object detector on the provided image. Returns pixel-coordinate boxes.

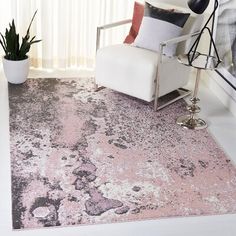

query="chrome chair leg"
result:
[154,88,191,111]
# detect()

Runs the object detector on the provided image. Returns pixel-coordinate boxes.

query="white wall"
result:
[205,70,236,117]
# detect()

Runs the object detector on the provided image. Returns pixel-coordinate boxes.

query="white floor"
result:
[0,68,236,236]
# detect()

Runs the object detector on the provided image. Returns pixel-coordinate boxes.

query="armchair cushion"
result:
[124,2,144,44]
[133,2,190,56]
[96,44,158,102]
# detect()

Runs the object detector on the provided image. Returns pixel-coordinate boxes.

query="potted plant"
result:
[0,11,41,84]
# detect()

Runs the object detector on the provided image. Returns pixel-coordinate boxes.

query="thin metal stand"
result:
[187,0,221,68]
[176,68,207,130]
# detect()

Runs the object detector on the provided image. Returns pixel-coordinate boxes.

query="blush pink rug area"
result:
[9,78,236,230]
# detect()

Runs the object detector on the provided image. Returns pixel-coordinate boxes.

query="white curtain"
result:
[0,0,135,69]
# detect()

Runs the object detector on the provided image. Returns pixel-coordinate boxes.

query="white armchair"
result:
[95,3,203,111]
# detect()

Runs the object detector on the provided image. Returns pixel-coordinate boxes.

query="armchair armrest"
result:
[96,19,132,51]
[97,19,132,30]
[160,31,200,47]
[158,31,200,64]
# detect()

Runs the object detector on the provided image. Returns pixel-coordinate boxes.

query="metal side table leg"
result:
[176,68,207,130]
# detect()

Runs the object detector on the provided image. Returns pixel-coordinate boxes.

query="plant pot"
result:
[2,57,29,84]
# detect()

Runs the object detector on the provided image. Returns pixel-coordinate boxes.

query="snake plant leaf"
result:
[0,33,7,48]
[0,33,7,53]
[0,40,6,54]
[29,36,36,43]
[30,39,42,44]
[26,10,37,36]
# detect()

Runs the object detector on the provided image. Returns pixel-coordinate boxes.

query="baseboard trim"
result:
[216,70,236,91]
[205,70,236,117]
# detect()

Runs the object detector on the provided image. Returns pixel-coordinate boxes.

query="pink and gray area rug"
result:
[9,78,236,230]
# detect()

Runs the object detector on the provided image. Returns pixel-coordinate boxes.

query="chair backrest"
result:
[146,0,204,55]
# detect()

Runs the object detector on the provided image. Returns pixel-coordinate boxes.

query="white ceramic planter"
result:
[2,57,29,84]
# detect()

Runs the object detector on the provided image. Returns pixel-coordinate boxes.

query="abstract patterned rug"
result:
[9,78,236,230]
